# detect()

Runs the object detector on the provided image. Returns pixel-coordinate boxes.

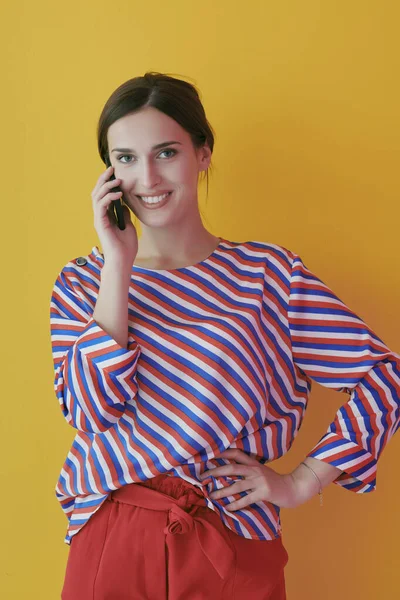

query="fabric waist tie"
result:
[109,480,235,580]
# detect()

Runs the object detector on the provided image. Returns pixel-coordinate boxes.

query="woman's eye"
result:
[159,149,177,159]
[116,149,177,163]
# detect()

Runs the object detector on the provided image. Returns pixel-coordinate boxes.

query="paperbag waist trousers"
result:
[61,473,289,599]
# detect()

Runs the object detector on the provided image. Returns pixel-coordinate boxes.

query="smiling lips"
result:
[137,191,173,208]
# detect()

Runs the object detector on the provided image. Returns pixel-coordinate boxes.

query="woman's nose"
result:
[138,160,162,188]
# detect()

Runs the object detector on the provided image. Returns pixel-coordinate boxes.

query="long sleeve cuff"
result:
[53,316,141,432]
[306,432,377,492]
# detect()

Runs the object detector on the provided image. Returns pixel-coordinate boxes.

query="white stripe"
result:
[293,347,382,358]
[294,363,373,375]
[91,437,115,489]
[289,311,364,324]
[74,434,104,494]
[115,415,156,479]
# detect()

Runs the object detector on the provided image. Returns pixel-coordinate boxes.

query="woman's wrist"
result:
[290,457,342,506]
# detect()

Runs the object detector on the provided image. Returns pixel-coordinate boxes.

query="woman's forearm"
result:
[92,261,132,349]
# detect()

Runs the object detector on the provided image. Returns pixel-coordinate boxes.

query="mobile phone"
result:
[105,155,125,230]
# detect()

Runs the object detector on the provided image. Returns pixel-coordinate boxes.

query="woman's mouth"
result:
[136,191,173,210]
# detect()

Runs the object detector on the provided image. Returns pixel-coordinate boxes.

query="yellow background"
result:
[2,1,399,598]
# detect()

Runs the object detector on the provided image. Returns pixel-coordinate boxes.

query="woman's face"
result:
[107,106,211,227]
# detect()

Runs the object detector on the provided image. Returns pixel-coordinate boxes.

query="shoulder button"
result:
[76,257,87,266]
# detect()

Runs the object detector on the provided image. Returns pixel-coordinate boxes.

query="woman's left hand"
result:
[198,448,300,510]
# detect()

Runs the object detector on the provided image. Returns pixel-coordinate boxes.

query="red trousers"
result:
[61,474,289,599]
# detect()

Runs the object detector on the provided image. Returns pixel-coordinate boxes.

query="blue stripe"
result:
[294,357,377,368]
[112,418,150,481]
[290,323,375,334]
[70,438,97,494]
[293,341,385,352]
[100,435,129,487]
[290,305,359,317]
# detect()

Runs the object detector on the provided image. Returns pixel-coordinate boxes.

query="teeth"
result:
[140,193,169,204]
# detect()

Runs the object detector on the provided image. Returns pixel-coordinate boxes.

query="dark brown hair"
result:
[97,72,216,202]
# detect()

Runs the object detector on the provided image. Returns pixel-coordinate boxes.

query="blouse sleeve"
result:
[49,263,141,433]
[288,253,400,492]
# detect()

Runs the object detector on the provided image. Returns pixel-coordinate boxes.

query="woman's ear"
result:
[198,144,212,172]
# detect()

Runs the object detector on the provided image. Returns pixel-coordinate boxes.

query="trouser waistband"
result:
[108,477,235,580]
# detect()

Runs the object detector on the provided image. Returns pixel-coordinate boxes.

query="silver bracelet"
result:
[301,461,323,507]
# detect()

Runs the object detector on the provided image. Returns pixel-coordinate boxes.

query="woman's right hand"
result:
[91,165,138,266]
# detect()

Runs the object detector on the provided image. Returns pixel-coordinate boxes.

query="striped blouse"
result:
[49,237,400,545]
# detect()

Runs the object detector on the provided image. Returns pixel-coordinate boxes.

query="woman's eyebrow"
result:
[111,141,182,153]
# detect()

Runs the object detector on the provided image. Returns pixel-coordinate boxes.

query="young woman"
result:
[50,72,400,599]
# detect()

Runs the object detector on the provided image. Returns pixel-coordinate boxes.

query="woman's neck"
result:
[133,231,220,270]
